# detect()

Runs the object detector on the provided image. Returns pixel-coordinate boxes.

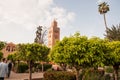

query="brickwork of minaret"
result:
[48,20,60,48]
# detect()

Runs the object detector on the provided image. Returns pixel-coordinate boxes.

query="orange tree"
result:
[0,41,6,60]
[49,33,108,80]
[87,37,109,67]
[0,41,6,50]
[7,53,18,66]
[105,41,120,80]
[15,43,50,80]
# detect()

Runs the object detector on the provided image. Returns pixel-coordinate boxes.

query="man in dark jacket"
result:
[7,60,12,78]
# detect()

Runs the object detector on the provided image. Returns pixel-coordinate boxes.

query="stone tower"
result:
[48,20,60,48]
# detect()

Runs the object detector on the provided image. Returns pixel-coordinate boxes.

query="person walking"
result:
[7,60,12,78]
[0,58,8,80]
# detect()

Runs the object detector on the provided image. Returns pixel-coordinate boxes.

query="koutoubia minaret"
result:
[48,19,60,48]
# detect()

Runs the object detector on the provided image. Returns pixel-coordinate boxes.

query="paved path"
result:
[5,71,43,80]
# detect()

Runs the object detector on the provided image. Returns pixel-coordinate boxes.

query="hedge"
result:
[44,71,76,80]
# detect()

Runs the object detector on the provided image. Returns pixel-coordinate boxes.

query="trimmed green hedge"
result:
[14,62,52,73]
[44,71,76,80]
[15,62,28,73]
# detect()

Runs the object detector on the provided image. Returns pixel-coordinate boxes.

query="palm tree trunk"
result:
[103,13,108,30]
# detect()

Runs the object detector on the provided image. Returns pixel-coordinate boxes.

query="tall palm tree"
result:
[34,26,47,44]
[98,2,109,29]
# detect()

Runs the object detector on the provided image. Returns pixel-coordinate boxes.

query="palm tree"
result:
[105,24,120,41]
[34,26,47,44]
[98,2,109,29]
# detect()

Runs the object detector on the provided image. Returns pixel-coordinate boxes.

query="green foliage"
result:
[104,25,120,65]
[44,71,76,80]
[105,66,114,73]
[49,32,120,80]
[49,33,88,69]
[0,52,3,60]
[49,32,109,80]
[80,69,105,80]
[15,62,28,73]
[7,54,14,61]
[0,41,6,50]
[34,63,52,71]
[7,52,20,65]
[49,33,108,68]
[105,24,120,41]
[16,43,50,62]
[105,41,120,65]
[43,64,52,71]
[14,43,49,80]
[87,37,109,67]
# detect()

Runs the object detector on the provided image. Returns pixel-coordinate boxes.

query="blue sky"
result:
[55,0,120,39]
[0,0,120,44]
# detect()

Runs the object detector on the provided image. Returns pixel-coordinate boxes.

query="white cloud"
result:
[0,0,75,43]
[97,0,109,4]
[67,12,75,21]
[50,7,75,28]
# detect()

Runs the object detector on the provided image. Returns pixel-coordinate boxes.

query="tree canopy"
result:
[0,41,6,50]
[98,2,109,14]
[15,43,50,80]
[49,32,108,80]
[16,43,50,62]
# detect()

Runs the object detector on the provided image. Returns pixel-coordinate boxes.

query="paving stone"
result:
[5,71,43,80]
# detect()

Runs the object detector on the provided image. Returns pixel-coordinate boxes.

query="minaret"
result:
[48,20,60,48]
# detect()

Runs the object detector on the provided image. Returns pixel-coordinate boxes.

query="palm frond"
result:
[105,24,120,41]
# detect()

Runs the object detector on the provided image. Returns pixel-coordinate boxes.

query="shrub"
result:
[34,63,52,72]
[105,66,114,73]
[79,69,105,80]
[44,71,76,80]
[44,63,52,71]
[104,74,111,80]
[15,62,28,73]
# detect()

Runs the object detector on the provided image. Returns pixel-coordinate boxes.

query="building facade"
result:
[48,20,60,48]
[1,42,16,58]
